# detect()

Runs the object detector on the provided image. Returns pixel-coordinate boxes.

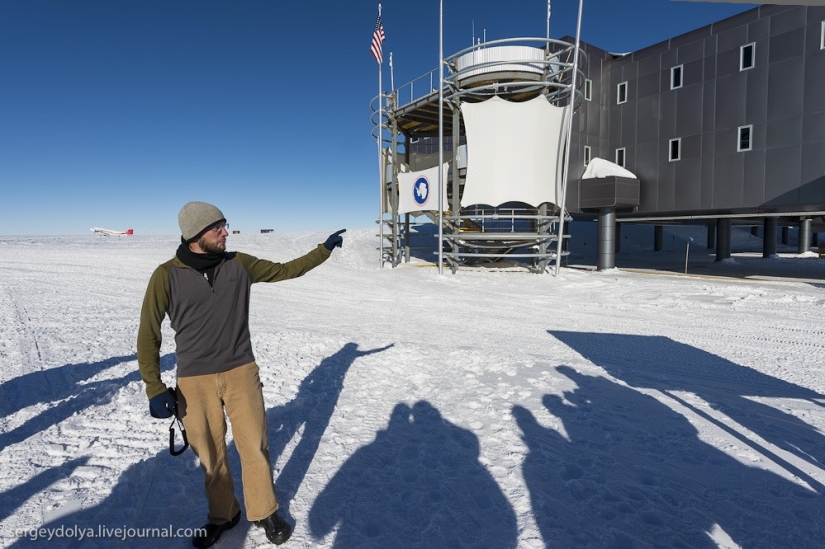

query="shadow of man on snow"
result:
[515,365,825,548]
[6,344,392,547]
[309,400,519,549]
[0,354,138,419]
[268,342,393,521]
[550,330,825,492]
[4,353,202,549]
[219,341,394,544]
[0,354,175,452]
[0,457,90,525]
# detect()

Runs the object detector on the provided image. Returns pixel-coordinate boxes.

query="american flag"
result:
[370,6,385,64]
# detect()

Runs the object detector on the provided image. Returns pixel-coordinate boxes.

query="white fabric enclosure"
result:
[460,96,568,208]
[397,163,449,215]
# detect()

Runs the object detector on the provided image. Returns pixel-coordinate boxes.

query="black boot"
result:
[192,511,240,549]
[255,510,292,545]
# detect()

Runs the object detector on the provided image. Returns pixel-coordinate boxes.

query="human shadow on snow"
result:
[308,400,519,549]
[6,447,207,548]
[551,330,825,493]
[0,354,175,452]
[0,353,140,418]
[12,343,391,548]
[268,343,394,519]
[514,368,825,548]
[4,356,200,548]
[224,342,394,543]
[0,457,90,525]
[513,332,825,547]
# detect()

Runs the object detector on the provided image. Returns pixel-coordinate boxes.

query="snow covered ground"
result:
[1,225,824,548]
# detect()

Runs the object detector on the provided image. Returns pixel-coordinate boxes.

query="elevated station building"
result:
[374,4,825,272]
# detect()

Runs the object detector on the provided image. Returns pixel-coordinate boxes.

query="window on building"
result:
[615,147,626,167]
[821,21,825,50]
[669,138,681,162]
[740,43,755,71]
[617,81,628,104]
[584,145,592,166]
[584,79,592,101]
[671,65,683,90]
[738,125,753,152]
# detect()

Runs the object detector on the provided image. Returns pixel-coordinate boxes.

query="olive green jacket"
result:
[137,244,331,399]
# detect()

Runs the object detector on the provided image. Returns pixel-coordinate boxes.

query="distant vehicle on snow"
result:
[91,227,134,236]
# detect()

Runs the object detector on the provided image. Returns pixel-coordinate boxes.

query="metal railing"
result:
[382,37,585,113]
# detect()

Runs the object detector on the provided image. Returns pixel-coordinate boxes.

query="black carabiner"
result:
[167,387,189,456]
[169,416,189,456]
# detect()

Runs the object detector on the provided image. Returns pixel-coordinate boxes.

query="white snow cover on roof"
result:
[582,156,638,179]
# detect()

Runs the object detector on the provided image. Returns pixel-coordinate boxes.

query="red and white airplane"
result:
[91,227,134,236]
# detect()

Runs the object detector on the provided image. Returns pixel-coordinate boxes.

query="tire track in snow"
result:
[4,286,43,373]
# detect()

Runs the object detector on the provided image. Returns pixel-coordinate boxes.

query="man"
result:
[137,201,344,548]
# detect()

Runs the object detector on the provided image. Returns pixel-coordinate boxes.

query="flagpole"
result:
[546,0,551,41]
[378,57,384,270]
[373,4,384,270]
[389,52,395,92]
[554,0,583,277]
[437,0,444,275]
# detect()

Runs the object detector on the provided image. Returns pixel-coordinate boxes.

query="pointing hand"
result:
[324,229,346,251]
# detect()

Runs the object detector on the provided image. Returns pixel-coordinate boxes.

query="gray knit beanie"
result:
[178,201,226,242]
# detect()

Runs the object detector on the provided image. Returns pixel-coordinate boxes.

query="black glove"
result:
[149,388,177,419]
[324,229,346,251]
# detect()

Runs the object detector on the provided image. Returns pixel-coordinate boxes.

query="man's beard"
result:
[198,236,226,254]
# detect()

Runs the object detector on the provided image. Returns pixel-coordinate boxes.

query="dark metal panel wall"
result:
[801,142,825,203]
[676,84,703,135]
[767,117,803,149]
[636,97,659,144]
[749,16,770,43]
[701,79,716,130]
[715,73,747,130]
[768,58,804,120]
[771,7,806,35]
[700,133,715,209]
[621,100,637,145]
[743,149,767,205]
[680,39,705,64]
[713,153,744,207]
[675,158,702,210]
[639,171,659,211]
[568,5,825,216]
[806,112,825,144]
[746,66,769,123]
[765,146,803,204]
[803,51,825,112]
[771,29,805,62]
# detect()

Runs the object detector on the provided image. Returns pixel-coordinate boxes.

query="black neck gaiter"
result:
[176,243,226,273]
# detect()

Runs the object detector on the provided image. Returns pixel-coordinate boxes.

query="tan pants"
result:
[177,362,279,523]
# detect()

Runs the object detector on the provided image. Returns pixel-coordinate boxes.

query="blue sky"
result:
[0,0,755,235]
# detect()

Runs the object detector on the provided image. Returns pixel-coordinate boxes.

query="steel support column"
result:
[799,218,812,253]
[762,217,777,258]
[597,207,616,271]
[654,225,663,251]
[716,218,731,261]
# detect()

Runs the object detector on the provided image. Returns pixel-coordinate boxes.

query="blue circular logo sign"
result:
[413,176,430,206]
